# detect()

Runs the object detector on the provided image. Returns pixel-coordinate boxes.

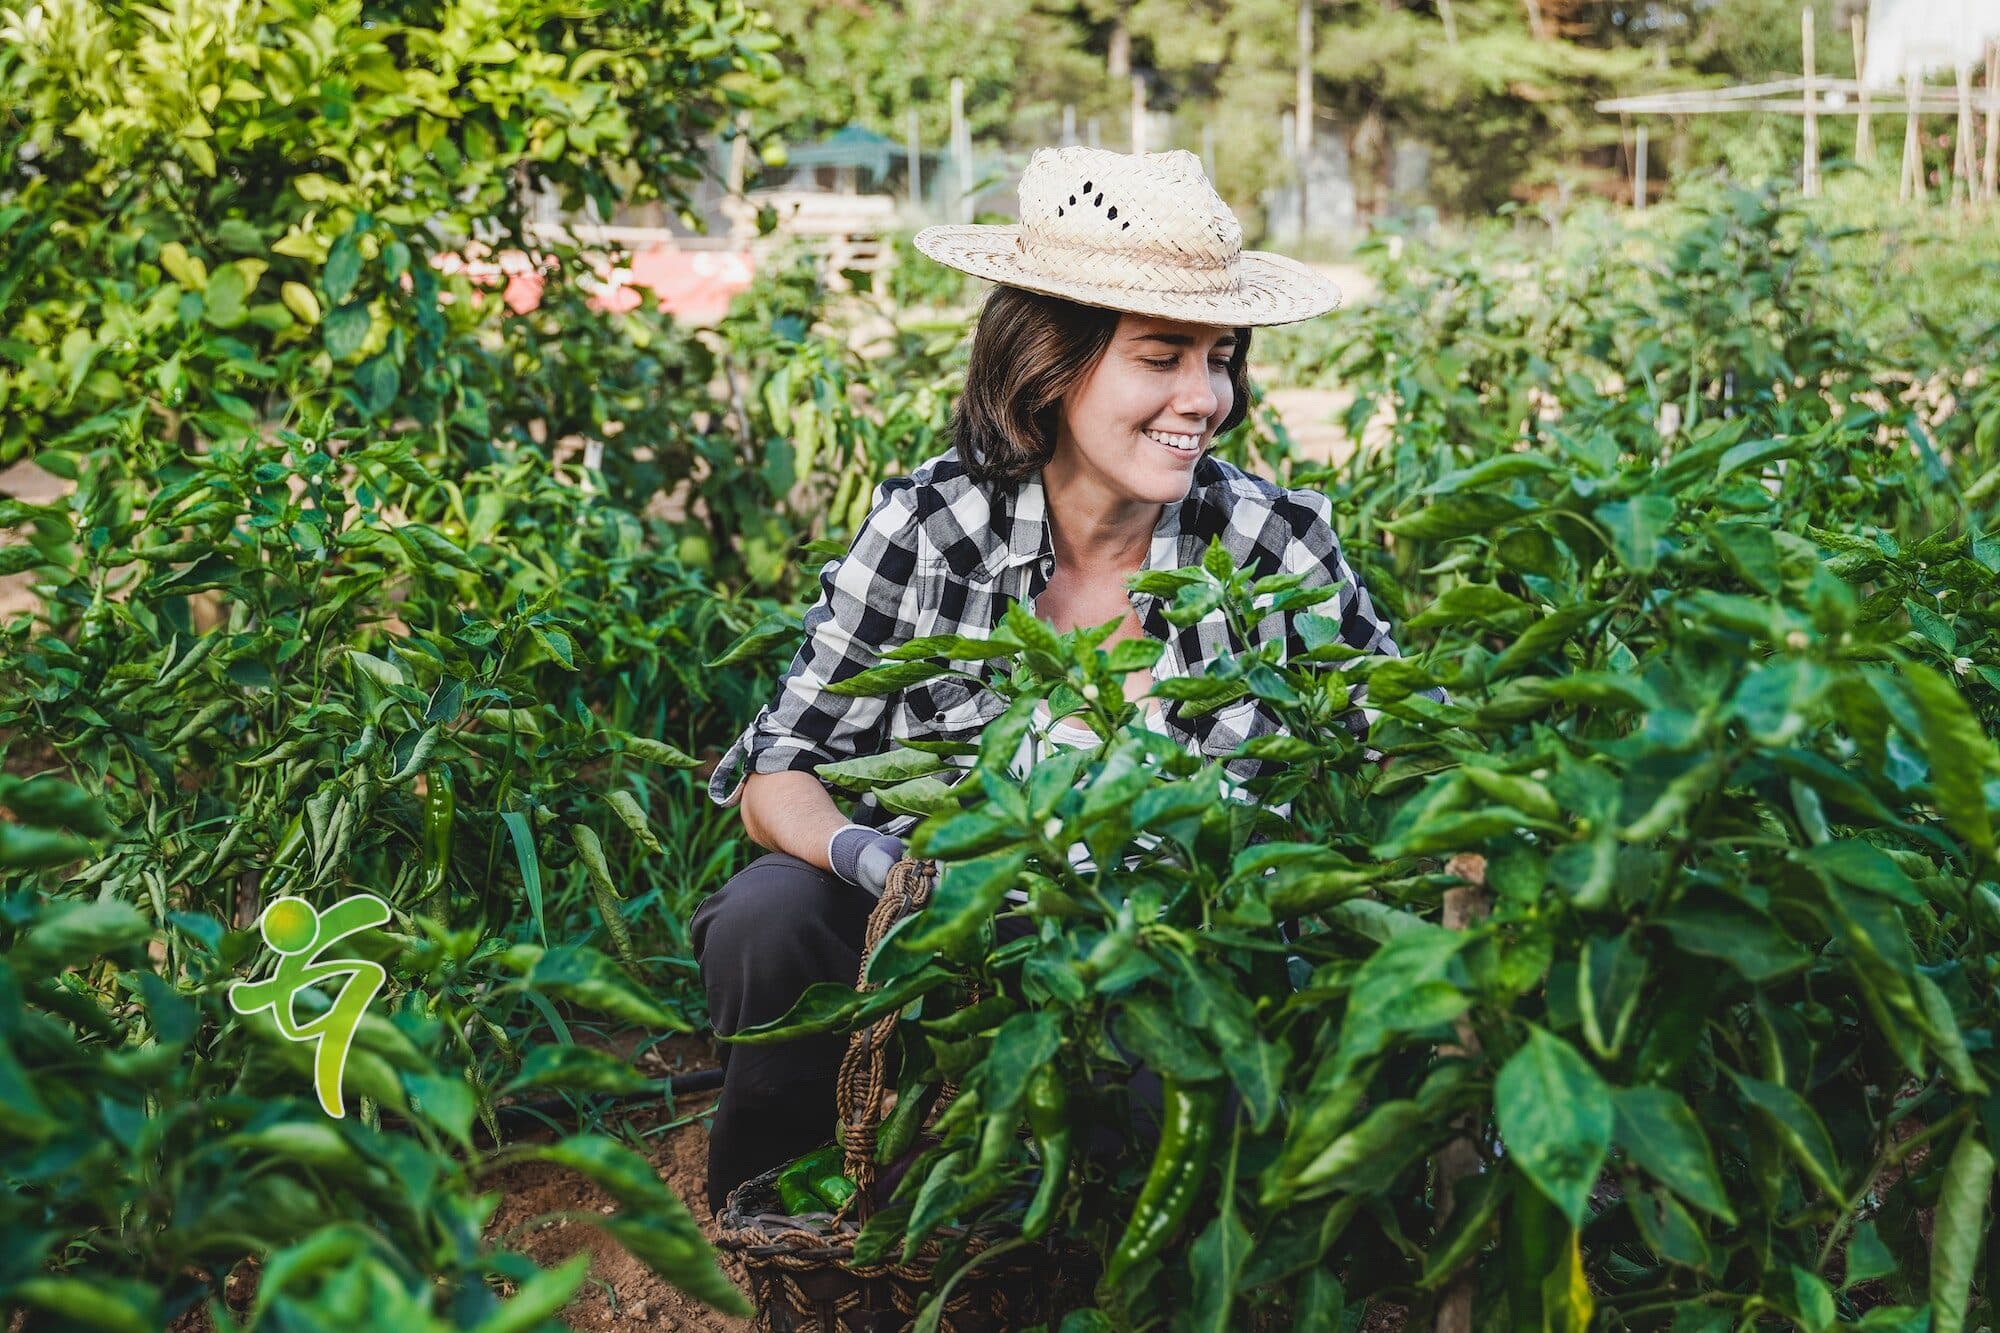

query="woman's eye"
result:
[1144,355,1233,371]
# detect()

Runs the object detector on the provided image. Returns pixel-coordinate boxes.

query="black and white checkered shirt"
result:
[708,448,1411,839]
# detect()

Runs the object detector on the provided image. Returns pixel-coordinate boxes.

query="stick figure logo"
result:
[228,894,392,1119]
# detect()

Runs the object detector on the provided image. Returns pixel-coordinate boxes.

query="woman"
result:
[692,144,1413,1213]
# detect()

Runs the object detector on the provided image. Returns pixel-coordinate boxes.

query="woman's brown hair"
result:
[949,286,1253,487]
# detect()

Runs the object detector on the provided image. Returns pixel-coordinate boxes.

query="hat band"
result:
[1015,232,1243,297]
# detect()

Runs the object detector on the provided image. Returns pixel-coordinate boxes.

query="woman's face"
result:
[1053,313,1239,504]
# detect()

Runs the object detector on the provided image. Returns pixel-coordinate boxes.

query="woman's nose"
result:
[1174,362,1219,419]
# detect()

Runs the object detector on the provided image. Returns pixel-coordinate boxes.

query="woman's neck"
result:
[1040,454,1160,574]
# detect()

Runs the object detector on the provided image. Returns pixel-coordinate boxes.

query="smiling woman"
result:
[693,145,1409,1214]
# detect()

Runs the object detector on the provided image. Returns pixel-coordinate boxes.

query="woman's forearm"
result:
[739,769,854,872]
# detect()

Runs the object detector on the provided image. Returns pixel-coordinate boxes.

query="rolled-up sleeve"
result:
[708,479,925,810]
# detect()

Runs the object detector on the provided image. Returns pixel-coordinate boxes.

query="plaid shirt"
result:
[708,448,1411,839]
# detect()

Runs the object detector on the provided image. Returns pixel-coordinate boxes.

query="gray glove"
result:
[828,823,906,898]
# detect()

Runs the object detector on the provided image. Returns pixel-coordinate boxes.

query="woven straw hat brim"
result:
[913,224,1340,327]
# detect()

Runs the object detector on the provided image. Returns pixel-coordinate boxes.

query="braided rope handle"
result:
[833,856,937,1217]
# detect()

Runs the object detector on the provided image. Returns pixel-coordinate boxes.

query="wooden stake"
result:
[1802,7,1819,198]
[1201,121,1216,180]
[1297,0,1313,241]
[949,77,972,223]
[1131,73,1147,155]
[1852,14,1872,163]
[1439,0,1457,45]
[1954,60,1975,206]
[1901,68,1921,203]
[1061,103,1076,149]
[1635,121,1649,210]
[1985,41,1999,202]
[1432,853,1492,1333]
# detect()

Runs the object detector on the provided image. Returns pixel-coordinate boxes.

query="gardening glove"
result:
[827,823,905,899]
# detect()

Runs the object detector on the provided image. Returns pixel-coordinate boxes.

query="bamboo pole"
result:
[1901,68,1922,203]
[1801,7,1819,198]
[1852,14,1872,164]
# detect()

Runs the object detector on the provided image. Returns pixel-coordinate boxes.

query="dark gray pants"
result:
[691,851,878,1214]
[692,851,1192,1215]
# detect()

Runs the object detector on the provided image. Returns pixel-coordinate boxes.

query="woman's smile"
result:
[1142,426,1203,461]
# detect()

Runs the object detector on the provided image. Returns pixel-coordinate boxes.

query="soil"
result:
[479,1079,754,1332]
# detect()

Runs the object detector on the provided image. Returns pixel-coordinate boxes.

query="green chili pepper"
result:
[1021,1064,1071,1240]
[777,1143,843,1215]
[166,699,234,749]
[421,765,455,913]
[812,1169,857,1210]
[1100,1078,1221,1290]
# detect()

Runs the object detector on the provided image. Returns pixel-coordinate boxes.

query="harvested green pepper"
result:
[775,1143,856,1215]
[1100,1078,1221,1290]
[1021,1064,1070,1240]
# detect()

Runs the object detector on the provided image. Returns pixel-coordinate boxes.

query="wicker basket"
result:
[716,857,1093,1332]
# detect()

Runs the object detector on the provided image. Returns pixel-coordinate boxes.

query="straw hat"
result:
[913,145,1340,327]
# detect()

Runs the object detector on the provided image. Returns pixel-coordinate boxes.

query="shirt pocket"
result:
[900,673,1009,742]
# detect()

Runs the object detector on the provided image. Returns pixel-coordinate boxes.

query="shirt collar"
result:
[978,458,1211,583]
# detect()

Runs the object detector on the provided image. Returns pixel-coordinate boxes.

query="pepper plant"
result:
[729,398,1998,1328]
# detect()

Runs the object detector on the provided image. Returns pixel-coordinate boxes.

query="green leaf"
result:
[1189,1210,1252,1332]
[1495,1028,1614,1225]
[524,1137,749,1316]
[1898,662,1997,856]
[1724,1069,1843,1200]
[883,632,1021,662]
[12,898,150,971]
[1385,493,1533,542]
[1787,1266,1836,1332]
[1112,996,1224,1082]
[607,791,663,854]
[815,747,949,789]
[520,945,691,1032]
[8,1276,160,1333]
[323,300,370,359]
[324,231,363,303]
[706,613,799,668]
[501,1044,655,1098]
[1597,494,1676,572]
[394,522,482,576]
[1611,1086,1735,1221]
[202,261,249,327]
[822,659,952,696]
[1657,892,1809,982]
[530,625,577,670]
[1929,1129,1993,1333]
[900,851,1027,955]
[1284,1097,1430,1195]
[499,811,547,945]
[1842,1220,1895,1289]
